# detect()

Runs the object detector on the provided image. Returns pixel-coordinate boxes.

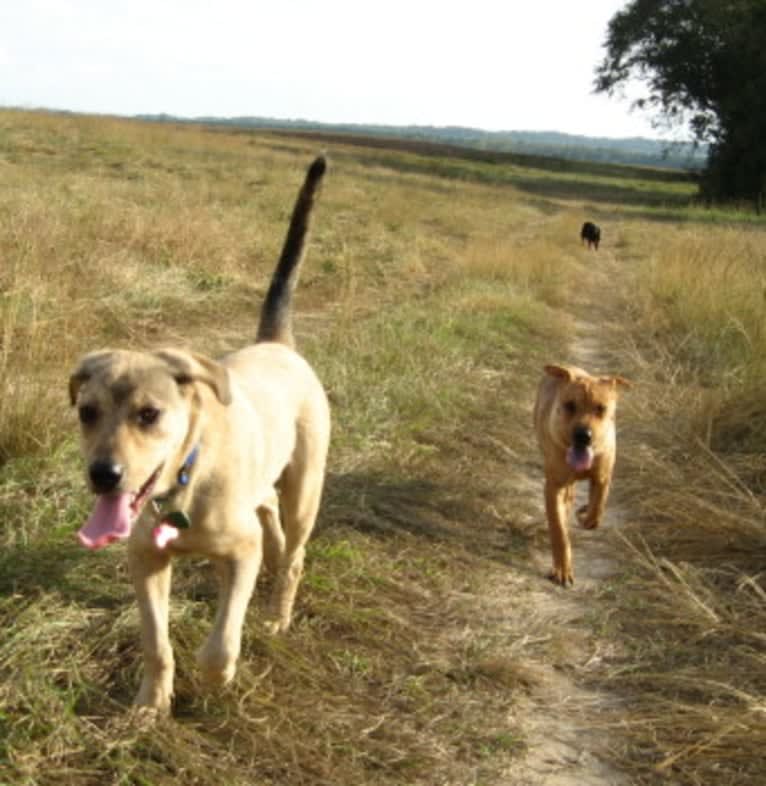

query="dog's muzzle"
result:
[89,460,124,494]
[572,425,593,449]
[567,426,595,472]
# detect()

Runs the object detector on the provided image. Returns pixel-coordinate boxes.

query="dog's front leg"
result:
[577,477,611,530]
[128,544,174,712]
[197,534,262,687]
[544,478,574,586]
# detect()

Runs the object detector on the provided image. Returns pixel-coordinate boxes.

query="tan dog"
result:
[69,157,330,712]
[533,364,629,586]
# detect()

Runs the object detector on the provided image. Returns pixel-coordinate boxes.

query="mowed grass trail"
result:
[0,109,764,786]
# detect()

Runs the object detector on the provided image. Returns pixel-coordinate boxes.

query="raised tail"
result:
[256,155,327,347]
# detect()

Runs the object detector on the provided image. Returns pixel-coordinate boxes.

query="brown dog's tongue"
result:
[78,494,133,549]
[566,446,594,472]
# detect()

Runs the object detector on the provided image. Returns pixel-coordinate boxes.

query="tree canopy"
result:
[595,0,766,205]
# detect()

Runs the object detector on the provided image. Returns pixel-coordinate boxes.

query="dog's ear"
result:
[544,365,575,382]
[154,349,232,405]
[600,375,631,390]
[69,350,115,406]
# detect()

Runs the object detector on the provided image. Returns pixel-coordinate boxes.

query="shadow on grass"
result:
[0,537,127,607]
[321,469,530,565]
[510,173,693,209]
[262,129,694,182]
[0,463,534,608]
[261,128,706,206]
[263,130,766,226]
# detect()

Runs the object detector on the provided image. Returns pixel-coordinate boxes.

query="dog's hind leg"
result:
[197,519,262,686]
[258,491,285,577]
[128,544,175,712]
[264,464,325,634]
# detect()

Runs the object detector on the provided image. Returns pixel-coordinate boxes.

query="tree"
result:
[595,0,766,205]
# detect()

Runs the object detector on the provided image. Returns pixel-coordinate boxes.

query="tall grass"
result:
[625,225,766,469]
[637,228,765,381]
[592,220,766,784]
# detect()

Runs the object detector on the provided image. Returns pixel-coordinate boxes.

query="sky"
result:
[0,0,663,140]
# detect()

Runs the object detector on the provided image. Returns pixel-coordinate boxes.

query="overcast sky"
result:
[0,1,663,139]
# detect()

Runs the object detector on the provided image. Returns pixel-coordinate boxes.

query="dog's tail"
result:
[256,155,327,348]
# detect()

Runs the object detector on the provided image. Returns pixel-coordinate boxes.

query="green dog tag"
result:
[163,510,191,530]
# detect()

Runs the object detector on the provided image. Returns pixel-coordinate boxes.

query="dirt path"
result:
[496,247,633,785]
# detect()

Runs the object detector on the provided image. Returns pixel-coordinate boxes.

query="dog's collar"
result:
[151,444,200,515]
[177,444,199,488]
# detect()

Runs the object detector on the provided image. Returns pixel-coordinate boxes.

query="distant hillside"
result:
[137,114,707,171]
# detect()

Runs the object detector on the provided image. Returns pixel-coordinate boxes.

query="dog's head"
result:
[544,364,629,472]
[69,348,231,548]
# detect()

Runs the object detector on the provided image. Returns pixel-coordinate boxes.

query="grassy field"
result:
[0,109,764,786]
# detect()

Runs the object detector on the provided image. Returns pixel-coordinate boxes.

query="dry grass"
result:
[576,220,766,784]
[1,108,765,786]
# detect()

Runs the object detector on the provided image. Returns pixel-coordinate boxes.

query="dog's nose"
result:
[89,460,124,493]
[572,425,593,448]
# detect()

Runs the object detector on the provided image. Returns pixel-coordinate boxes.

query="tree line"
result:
[137,114,705,172]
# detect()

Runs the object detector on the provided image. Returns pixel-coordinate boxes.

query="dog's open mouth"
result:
[566,446,594,472]
[77,464,163,550]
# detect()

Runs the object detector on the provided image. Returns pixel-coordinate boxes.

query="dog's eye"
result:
[78,404,99,425]
[563,400,577,415]
[137,407,161,427]
[594,404,607,418]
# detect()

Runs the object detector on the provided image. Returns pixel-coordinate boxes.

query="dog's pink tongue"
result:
[567,446,594,472]
[78,494,133,550]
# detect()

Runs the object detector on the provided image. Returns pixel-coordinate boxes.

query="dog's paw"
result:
[199,663,237,687]
[197,644,238,686]
[576,505,600,530]
[134,680,173,715]
[262,617,289,636]
[128,704,167,725]
[548,567,574,587]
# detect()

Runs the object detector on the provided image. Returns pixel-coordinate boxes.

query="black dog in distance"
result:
[580,221,601,250]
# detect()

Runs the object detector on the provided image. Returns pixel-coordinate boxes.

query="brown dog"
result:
[69,157,330,712]
[533,364,629,585]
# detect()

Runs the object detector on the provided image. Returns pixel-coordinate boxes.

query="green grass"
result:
[0,108,765,786]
